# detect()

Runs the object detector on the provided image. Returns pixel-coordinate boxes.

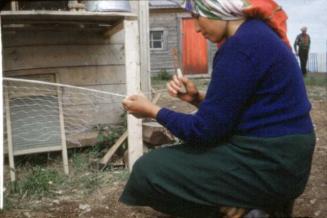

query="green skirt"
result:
[119,133,315,218]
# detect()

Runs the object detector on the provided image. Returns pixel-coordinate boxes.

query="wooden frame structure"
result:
[1,6,147,184]
[4,74,69,182]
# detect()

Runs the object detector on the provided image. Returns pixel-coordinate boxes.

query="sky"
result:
[277,0,327,53]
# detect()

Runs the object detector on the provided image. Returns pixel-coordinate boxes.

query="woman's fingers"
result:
[167,81,182,96]
[172,75,182,85]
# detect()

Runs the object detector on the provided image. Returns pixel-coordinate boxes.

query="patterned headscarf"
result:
[172,0,290,47]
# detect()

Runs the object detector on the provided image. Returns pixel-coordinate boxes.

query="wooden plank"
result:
[124,18,143,170]
[138,1,151,99]
[13,146,62,156]
[3,29,110,47]
[57,80,69,175]
[5,66,126,86]
[4,44,125,71]
[0,16,4,209]
[0,10,136,24]
[61,84,126,105]
[10,1,19,11]
[99,131,128,167]
[104,20,123,39]
[4,90,16,182]
[62,104,125,128]
[57,66,126,86]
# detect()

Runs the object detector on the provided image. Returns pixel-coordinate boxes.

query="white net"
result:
[3,77,127,154]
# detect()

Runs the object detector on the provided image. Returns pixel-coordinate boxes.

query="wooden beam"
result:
[57,76,69,175]
[124,18,143,170]
[0,16,4,209]
[10,1,19,11]
[0,11,136,25]
[103,20,123,39]
[4,90,16,182]
[99,131,128,169]
[13,146,62,156]
[138,1,152,99]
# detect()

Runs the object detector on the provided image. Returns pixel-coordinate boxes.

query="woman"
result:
[120,0,315,217]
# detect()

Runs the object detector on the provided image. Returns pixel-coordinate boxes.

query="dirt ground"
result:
[1,79,326,218]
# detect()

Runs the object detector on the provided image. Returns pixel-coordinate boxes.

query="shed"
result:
[149,0,217,76]
[0,1,149,183]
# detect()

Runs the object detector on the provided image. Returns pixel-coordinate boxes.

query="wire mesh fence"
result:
[306,52,327,73]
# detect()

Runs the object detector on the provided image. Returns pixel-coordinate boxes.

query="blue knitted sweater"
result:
[157,19,313,145]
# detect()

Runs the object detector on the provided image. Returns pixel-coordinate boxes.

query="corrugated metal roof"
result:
[149,0,180,9]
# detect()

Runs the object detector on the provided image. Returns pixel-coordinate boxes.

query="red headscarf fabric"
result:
[175,0,291,47]
[243,0,290,47]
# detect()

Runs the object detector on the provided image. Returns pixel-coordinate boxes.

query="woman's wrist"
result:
[190,91,204,107]
[150,105,161,119]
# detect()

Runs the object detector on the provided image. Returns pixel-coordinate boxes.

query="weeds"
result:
[304,73,327,87]
[9,166,63,198]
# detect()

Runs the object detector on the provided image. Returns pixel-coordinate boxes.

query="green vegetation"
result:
[304,73,327,87]
[9,166,63,198]
[156,69,171,81]
[4,127,130,210]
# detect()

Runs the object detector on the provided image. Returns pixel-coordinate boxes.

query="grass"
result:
[304,73,327,87]
[3,149,130,210]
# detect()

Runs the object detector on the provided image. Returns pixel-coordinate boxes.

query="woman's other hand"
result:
[167,75,204,107]
[122,94,161,119]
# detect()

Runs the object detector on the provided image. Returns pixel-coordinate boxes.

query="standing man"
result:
[294,27,311,76]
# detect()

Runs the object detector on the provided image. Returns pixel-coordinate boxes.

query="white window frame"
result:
[150,28,166,51]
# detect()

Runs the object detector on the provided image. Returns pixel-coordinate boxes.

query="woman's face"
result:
[193,15,228,43]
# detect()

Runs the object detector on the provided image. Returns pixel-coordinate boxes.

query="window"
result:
[150,30,164,50]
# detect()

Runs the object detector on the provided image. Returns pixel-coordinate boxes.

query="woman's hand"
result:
[167,75,204,107]
[122,94,161,119]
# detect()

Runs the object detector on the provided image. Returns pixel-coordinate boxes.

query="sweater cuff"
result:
[156,108,173,127]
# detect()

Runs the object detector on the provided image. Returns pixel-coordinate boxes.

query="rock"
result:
[314,210,321,217]
[310,199,317,204]
[79,203,91,212]
[53,200,60,205]
[23,212,32,218]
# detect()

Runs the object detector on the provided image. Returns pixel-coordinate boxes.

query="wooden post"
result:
[0,16,4,209]
[10,1,19,11]
[4,91,15,182]
[138,1,151,99]
[124,18,143,170]
[56,77,69,175]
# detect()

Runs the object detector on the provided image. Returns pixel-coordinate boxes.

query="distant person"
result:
[294,26,311,76]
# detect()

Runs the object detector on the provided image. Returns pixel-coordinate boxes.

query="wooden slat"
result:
[61,84,126,105]
[138,0,151,99]
[0,17,4,208]
[124,18,143,170]
[58,66,126,86]
[4,90,16,182]
[62,104,125,127]
[13,146,62,156]
[4,44,125,71]
[5,66,126,86]
[57,79,69,175]
[3,30,109,47]
[0,10,136,24]
[104,20,123,39]
[99,131,128,167]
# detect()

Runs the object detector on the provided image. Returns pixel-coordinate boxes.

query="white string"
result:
[3,77,127,98]
[3,77,168,98]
